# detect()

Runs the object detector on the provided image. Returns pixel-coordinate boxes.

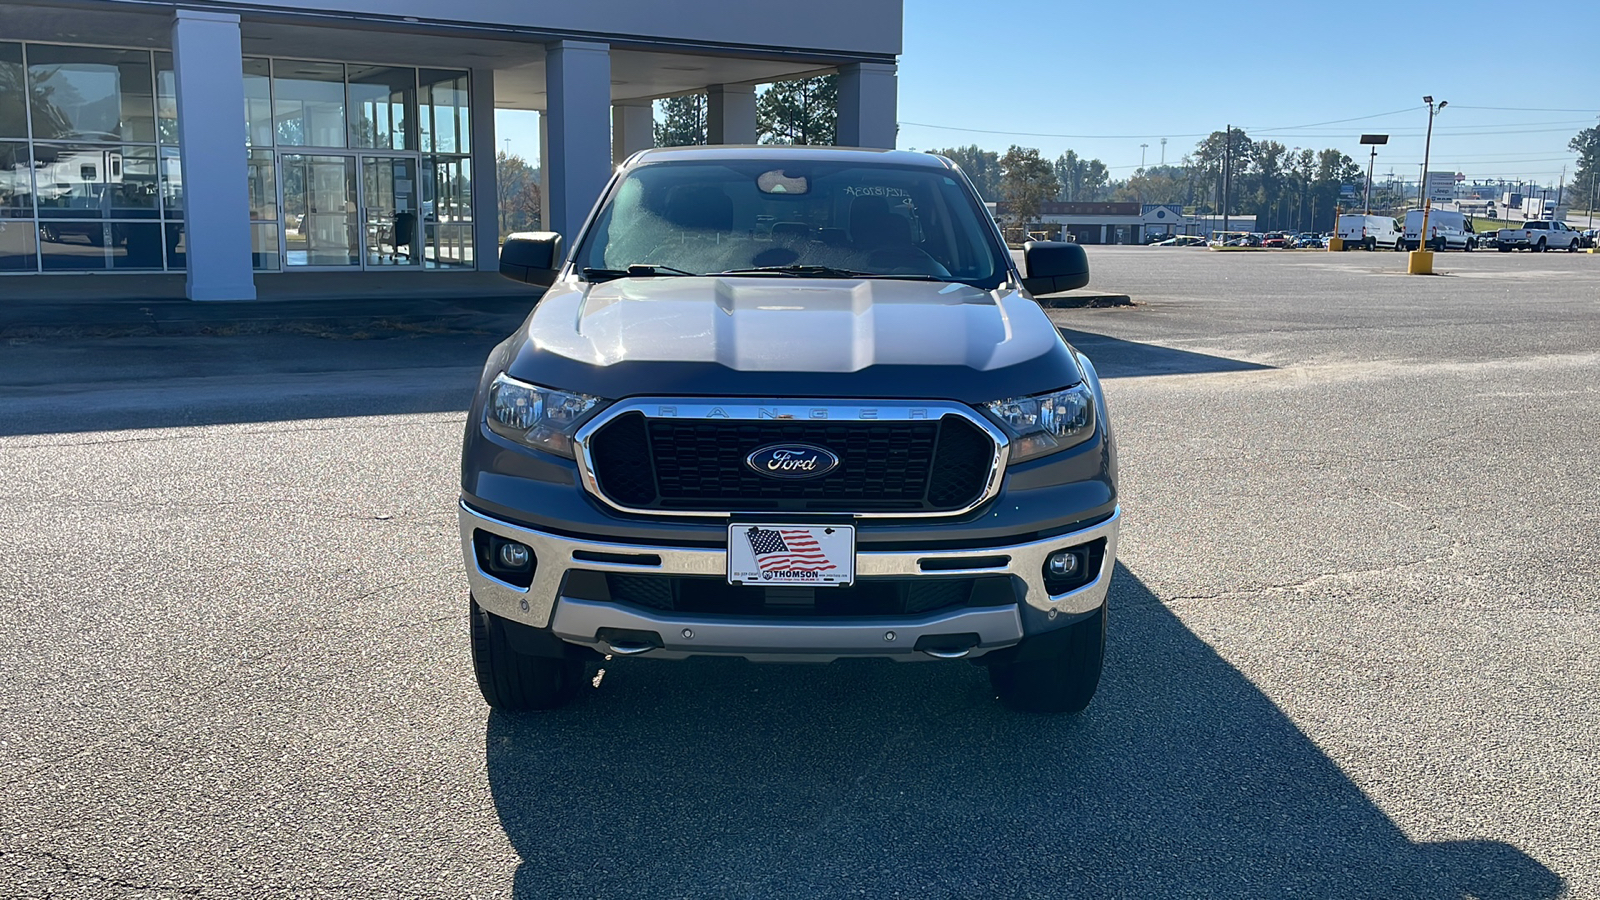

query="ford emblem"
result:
[746,443,839,480]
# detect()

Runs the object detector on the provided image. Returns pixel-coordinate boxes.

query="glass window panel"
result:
[272,61,346,147]
[425,222,473,269]
[1,43,27,138]
[0,217,37,270]
[27,45,155,142]
[154,52,178,145]
[33,144,159,218]
[247,150,277,220]
[419,69,468,154]
[244,58,273,148]
[279,153,357,266]
[160,145,183,218]
[111,222,164,269]
[348,65,414,151]
[40,221,110,269]
[165,222,185,269]
[427,154,472,225]
[1,141,33,217]
[251,222,280,270]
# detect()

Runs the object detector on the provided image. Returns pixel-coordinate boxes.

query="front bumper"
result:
[460,501,1120,663]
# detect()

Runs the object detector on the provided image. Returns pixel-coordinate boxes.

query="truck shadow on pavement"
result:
[483,564,1561,899]
[1057,327,1275,379]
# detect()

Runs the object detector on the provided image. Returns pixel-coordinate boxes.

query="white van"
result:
[1336,214,1403,250]
[1404,209,1477,251]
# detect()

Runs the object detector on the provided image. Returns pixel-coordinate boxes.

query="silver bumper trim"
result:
[550,598,1024,663]
[460,501,1120,648]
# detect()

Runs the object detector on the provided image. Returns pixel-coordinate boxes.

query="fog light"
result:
[1047,551,1081,577]
[497,541,531,570]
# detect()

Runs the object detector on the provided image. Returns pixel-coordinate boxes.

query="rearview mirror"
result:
[499,232,563,287]
[1020,241,1089,295]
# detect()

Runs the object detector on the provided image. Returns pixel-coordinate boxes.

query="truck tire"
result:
[1431,237,1445,252]
[470,596,585,711]
[988,606,1105,713]
[1567,239,1578,252]
[1535,239,1546,252]
[1395,239,1406,252]
[1364,238,1375,251]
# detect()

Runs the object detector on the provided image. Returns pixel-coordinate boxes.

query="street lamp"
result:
[1360,134,1389,215]
[1410,97,1446,274]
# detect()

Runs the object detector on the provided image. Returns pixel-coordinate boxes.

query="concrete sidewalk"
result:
[0,291,538,340]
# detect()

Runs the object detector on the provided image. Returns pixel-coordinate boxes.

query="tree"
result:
[929,145,1002,200]
[495,151,541,235]
[756,75,837,145]
[1570,127,1600,211]
[998,145,1059,241]
[1054,150,1109,202]
[654,94,708,147]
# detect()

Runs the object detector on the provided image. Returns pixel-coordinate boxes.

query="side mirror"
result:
[1020,241,1089,295]
[499,232,563,287]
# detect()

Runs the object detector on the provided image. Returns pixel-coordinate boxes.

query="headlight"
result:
[983,383,1096,463]
[485,374,608,458]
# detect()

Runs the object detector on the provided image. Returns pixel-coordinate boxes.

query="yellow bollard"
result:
[1327,237,1345,251]
[1407,249,1435,275]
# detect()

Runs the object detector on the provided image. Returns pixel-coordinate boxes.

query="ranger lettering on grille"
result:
[461,146,1120,715]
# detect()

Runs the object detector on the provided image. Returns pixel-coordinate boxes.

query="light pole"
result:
[1360,134,1388,215]
[1140,143,1148,169]
[1160,138,1167,166]
[1411,97,1445,274]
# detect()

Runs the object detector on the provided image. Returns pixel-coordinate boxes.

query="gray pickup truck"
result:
[461,146,1119,713]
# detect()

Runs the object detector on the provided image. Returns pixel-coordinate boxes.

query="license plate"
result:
[727,523,855,587]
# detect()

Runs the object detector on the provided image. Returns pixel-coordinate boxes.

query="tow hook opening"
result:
[595,627,663,656]
[913,632,981,659]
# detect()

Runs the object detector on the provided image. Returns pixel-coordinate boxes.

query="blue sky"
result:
[499,0,1598,192]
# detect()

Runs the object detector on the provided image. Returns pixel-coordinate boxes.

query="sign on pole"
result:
[1425,171,1456,202]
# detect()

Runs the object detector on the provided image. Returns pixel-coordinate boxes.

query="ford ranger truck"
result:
[461,147,1119,714]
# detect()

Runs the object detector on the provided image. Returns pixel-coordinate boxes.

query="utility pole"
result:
[1140,143,1148,169]
[1222,124,1232,233]
[1160,138,1167,166]
[1411,96,1445,273]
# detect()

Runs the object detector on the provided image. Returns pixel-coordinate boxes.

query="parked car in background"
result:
[1296,234,1324,249]
[1261,232,1289,249]
[1496,220,1582,252]
[1337,214,1404,251]
[1477,232,1499,250]
[1404,209,1477,251]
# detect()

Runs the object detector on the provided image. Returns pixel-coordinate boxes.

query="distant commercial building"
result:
[1,1,901,299]
[992,201,1259,243]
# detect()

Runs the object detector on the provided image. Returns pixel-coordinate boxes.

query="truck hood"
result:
[503,277,1084,403]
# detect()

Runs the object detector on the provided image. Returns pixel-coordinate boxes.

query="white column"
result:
[612,99,654,166]
[707,84,757,145]
[537,113,550,232]
[469,67,498,271]
[836,62,897,149]
[171,9,255,301]
[544,40,612,242]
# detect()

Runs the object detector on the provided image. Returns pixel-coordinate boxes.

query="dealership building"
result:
[0,1,901,299]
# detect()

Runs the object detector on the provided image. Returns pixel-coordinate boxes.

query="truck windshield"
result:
[572,159,1010,289]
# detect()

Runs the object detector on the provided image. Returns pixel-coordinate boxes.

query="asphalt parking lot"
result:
[2,247,1596,898]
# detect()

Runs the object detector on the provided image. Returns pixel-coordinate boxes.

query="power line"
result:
[897,121,1210,139]
[1450,105,1600,113]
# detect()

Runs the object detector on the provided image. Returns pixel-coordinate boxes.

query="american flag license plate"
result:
[727,524,856,587]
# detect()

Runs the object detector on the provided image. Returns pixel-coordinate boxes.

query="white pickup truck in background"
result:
[1497,220,1583,252]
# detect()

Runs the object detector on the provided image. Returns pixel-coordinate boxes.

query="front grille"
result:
[586,412,996,514]
[571,572,1018,618]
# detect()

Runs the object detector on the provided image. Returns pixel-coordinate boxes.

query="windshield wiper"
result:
[712,265,938,280]
[581,264,699,282]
